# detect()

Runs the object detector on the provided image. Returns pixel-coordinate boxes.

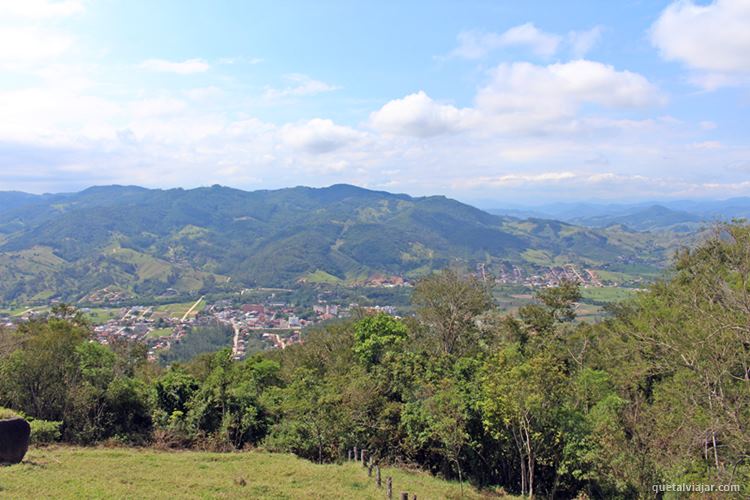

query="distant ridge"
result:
[487,198,750,231]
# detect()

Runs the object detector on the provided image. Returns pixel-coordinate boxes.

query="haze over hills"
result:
[486,198,750,231]
[0,184,684,305]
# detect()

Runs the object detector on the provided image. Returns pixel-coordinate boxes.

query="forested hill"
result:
[0,184,677,303]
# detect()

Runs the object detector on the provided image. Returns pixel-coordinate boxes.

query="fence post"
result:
[353,446,358,461]
[400,493,408,500]
[386,477,393,499]
[376,465,381,487]
[347,449,352,461]
[360,449,366,467]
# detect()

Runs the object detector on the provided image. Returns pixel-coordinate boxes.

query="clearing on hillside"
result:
[0,447,498,499]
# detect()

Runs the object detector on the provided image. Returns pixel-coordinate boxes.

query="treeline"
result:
[1,224,749,497]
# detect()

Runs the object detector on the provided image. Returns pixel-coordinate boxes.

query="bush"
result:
[29,419,62,445]
[152,411,197,449]
[0,406,24,419]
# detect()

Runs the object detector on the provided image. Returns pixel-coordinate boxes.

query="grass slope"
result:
[0,447,495,499]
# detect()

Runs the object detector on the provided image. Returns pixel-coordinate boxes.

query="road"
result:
[230,319,241,358]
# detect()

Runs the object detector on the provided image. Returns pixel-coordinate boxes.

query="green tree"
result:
[412,269,493,356]
[353,313,408,366]
[597,223,750,491]
[0,319,88,420]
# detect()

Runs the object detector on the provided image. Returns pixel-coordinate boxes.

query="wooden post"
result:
[386,477,393,499]
[347,449,352,461]
[353,446,358,461]
[412,495,417,500]
[360,449,366,467]
[376,465,381,488]
[368,462,373,477]
[400,493,408,500]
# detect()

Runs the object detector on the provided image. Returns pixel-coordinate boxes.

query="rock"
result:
[0,417,31,464]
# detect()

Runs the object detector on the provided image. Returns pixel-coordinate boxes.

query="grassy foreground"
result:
[0,447,496,499]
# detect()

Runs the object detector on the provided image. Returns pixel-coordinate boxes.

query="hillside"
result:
[0,447,491,499]
[0,184,678,304]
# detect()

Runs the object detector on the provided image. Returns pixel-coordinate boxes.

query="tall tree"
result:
[412,269,493,356]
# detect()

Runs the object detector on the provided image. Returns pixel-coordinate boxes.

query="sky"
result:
[1,0,749,205]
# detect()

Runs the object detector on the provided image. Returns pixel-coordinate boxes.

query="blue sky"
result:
[1,0,749,204]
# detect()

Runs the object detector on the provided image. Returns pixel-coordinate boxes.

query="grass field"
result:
[0,306,51,317]
[153,299,206,320]
[0,447,498,499]
[145,327,174,339]
[303,269,343,284]
[580,286,640,303]
[84,307,124,324]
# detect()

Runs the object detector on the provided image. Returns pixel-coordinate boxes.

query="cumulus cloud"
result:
[370,91,476,137]
[280,119,363,154]
[651,0,750,88]
[264,74,340,99]
[449,23,561,59]
[140,58,210,74]
[476,60,663,131]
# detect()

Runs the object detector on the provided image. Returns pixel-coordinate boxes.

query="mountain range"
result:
[0,184,688,305]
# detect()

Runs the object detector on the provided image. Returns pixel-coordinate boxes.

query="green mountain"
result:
[0,184,679,304]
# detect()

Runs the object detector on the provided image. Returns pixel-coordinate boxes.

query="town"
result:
[88,296,356,361]
[0,262,633,363]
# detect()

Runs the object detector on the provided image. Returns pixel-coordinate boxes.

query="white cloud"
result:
[0,26,73,62]
[370,91,476,138]
[280,119,363,154]
[568,26,603,58]
[476,60,663,131]
[129,98,187,118]
[0,86,121,143]
[688,140,723,150]
[651,0,750,87]
[687,72,747,91]
[140,58,210,74]
[264,74,340,99]
[450,23,561,59]
[459,171,576,188]
[0,0,83,18]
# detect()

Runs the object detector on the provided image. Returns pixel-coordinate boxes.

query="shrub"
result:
[29,419,62,445]
[0,406,24,419]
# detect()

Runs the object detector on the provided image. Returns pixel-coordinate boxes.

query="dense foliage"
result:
[1,225,748,497]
